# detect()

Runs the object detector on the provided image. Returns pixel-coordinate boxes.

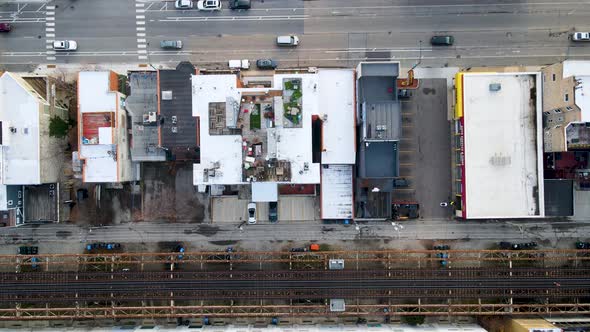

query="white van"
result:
[276,35,299,46]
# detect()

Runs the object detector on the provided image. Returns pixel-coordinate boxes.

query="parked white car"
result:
[572,32,590,42]
[247,202,257,224]
[197,0,221,11]
[175,0,193,9]
[53,40,77,51]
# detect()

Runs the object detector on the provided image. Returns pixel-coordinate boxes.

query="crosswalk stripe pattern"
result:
[136,1,147,61]
[45,4,56,62]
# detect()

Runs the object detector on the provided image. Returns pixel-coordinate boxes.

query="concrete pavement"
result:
[0,219,588,246]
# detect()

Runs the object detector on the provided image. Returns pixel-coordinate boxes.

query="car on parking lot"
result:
[197,0,221,11]
[0,23,11,32]
[247,202,257,224]
[53,40,77,51]
[398,89,411,99]
[572,32,590,42]
[393,178,409,187]
[430,35,454,46]
[256,58,278,70]
[269,202,278,223]
[229,0,251,9]
[160,40,183,49]
[175,0,193,9]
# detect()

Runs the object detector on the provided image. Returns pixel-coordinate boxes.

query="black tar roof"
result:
[159,62,199,161]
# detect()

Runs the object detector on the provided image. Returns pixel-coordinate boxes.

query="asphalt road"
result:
[0,219,587,244]
[1,0,590,67]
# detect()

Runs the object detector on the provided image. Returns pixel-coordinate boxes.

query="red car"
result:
[0,23,11,32]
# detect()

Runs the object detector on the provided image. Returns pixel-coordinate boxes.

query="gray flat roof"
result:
[359,141,399,178]
[362,101,401,141]
[126,72,166,162]
[358,62,399,78]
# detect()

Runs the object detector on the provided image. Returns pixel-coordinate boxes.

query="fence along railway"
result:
[0,249,589,320]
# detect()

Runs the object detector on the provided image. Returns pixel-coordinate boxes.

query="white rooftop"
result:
[562,60,590,121]
[318,69,356,164]
[193,71,356,185]
[192,74,244,185]
[273,73,320,183]
[321,164,353,219]
[462,73,544,219]
[78,71,119,183]
[0,72,44,185]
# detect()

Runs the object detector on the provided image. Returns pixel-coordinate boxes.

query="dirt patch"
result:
[142,163,207,222]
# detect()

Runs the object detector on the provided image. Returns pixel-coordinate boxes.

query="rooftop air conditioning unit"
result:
[489,83,501,92]
[148,112,157,122]
[162,91,173,100]
[171,126,178,133]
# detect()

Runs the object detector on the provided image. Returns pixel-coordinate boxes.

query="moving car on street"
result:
[53,40,77,51]
[160,40,183,49]
[197,0,221,11]
[276,35,299,46]
[0,23,11,32]
[430,35,454,46]
[572,32,590,42]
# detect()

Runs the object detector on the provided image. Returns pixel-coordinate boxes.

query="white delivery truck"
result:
[229,59,250,70]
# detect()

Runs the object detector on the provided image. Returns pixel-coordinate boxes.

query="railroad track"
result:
[1,268,589,302]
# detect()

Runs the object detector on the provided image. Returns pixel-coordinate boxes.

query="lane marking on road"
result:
[138,50,147,54]
[136,27,145,31]
[45,5,55,10]
[137,21,145,25]
[136,15,145,19]
[46,56,55,60]
[136,3,144,7]
[138,44,147,48]
[46,33,54,37]
[137,39,146,43]
[138,55,148,60]
[136,0,149,60]
[136,9,145,13]
[45,27,54,32]
[46,22,54,26]
[46,16,54,21]
[137,33,146,37]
